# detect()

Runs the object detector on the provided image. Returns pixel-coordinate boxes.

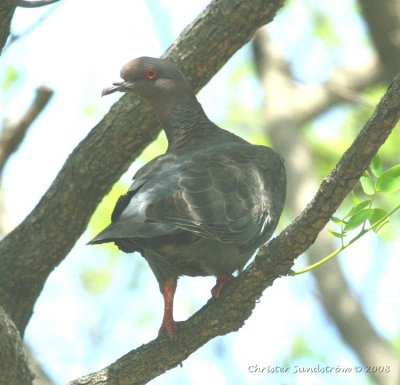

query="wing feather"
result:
[92,142,285,247]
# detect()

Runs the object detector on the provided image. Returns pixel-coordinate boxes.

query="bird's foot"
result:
[211,273,233,299]
[158,319,178,340]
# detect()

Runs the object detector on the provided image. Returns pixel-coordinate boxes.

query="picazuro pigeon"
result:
[89,57,286,339]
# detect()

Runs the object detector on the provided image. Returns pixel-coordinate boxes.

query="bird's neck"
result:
[161,101,214,150]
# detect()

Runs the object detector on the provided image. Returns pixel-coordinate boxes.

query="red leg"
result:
[211,273,233,299]
[158,278,178,340]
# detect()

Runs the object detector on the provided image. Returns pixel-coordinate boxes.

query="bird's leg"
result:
[158,278,178,340]
[211,273,233,299]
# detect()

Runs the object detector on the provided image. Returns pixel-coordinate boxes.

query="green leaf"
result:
[343,208,374,232]
[331,216,346,226]
[360,171,375,195]
[351,191,360,205]
[344,199,372,219]
[376,165,400,192]
[370,154,383,177]
[368,208,389,233]
[369,208,388,225]
[1,66,20,90]
[328,229,347,238]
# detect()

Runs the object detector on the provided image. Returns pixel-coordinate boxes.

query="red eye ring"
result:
[144,67,158,80]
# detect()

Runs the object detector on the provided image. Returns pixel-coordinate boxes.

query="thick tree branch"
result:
[0,305,34,385]
[0,0,284,335]
[0,86,53,175]
[68,73,400,385]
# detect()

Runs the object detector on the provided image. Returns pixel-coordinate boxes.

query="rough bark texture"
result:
[0,0,284,336]
[0,305,34,385]
[66,72,400,385]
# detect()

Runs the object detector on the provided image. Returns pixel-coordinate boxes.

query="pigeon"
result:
[89,57,286,339]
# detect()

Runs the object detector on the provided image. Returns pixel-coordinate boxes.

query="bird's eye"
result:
[144,67,158,80]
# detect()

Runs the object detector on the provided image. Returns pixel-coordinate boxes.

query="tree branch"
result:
[0,1,17,54]
[311,244,400,385]
[253,29,400,385]
[68,72,400,385]
[26,345,56,385]
[0,86,53,175]
[0,86,55,385]
[6,3,60,49]
[252,30,382,133]
[1,0,61,54]
[0,0,284,335]
[0,305,34,385]
[358,0,400,80]
[15,0,60,8]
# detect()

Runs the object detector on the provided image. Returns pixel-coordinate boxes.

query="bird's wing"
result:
[145,144,285,245]
[89,153,180,243]
[91,144,285,246]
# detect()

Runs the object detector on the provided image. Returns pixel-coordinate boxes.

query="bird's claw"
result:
[159,319,178,340]
[211,273,233,298]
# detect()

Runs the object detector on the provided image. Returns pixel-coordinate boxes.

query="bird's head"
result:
[102,57,196,108]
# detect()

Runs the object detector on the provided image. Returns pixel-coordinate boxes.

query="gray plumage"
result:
[89,57,286,338]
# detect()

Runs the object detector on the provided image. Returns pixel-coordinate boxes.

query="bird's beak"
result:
[101,81,135,97]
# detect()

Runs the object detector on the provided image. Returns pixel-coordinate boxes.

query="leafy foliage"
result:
[293,154,400,275]
[333,153,399,236]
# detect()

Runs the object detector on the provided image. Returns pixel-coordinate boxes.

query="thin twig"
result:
[292,203,400,275]
[6,3,60,49]
[15,0,60,8]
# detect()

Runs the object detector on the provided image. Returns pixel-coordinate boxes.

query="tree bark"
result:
[0,305,34,385]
